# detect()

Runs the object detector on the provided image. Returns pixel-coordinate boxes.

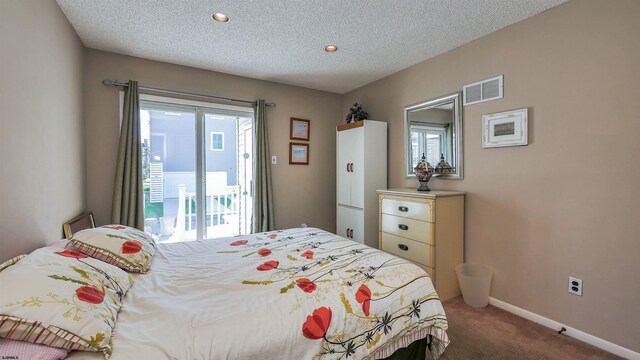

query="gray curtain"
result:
[252,100,275,233]
[111,80,144,229]
[445,123,453,163]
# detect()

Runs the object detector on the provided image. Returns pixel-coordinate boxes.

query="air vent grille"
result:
[463,75,503,105]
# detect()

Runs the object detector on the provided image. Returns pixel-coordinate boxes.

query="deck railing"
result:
[178,185,241,236]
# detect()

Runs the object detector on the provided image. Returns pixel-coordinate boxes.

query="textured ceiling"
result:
[56,0,566,94]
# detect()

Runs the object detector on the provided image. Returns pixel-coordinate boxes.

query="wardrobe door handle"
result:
[349,229,353,238]
[346,228,350,238]
[398,206,409,212]
[398,244,409,251]
[346,163,350,172]
[398,224,409,231]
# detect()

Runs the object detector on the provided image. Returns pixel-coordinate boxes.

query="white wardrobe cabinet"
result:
[336,120,387,248]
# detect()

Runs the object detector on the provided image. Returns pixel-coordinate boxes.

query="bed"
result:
[66,227,449,359]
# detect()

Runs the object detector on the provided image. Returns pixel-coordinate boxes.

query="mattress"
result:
[66,228,449,359]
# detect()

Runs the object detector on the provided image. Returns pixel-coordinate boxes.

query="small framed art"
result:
[289,143,309,165]
[482,108,528,148]
[290,118,310,141]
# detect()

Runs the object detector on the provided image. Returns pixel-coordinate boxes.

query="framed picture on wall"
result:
[482,108,528,148]
[289,143,309,165]
[290,118,310,141]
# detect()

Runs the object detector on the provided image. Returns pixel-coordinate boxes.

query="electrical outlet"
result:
[568,277,583,296]
[271,155,277,164]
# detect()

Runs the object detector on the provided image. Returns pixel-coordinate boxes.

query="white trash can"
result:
[455,263,492,308]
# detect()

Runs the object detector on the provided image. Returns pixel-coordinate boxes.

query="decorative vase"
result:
[434,153,453,174]
[414,154,434,191]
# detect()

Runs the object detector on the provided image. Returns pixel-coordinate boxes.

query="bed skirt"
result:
[369,326,450,360]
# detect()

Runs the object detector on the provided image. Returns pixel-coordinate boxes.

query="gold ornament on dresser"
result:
[414,153,434,191]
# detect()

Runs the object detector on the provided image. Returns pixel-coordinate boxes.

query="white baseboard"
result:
[488,297,639,360]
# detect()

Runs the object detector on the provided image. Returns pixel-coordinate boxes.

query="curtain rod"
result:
[101,79,275,107]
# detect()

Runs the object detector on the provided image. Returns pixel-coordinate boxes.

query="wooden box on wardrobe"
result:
[336,120,387,248]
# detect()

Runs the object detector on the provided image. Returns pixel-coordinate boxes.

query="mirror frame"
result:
[404,92,463,179]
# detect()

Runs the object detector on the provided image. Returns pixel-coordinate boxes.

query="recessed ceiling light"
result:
[324,45,338,53]
[211,13,229,23]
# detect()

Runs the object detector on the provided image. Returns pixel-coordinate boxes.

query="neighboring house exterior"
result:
[148,111,237,198]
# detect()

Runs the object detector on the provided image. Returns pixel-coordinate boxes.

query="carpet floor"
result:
[430,297,624,360]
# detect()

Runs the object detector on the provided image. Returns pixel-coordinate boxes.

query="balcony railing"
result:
[182,185,240,235]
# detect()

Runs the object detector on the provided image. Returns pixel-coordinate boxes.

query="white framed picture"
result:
[482,108,528,148]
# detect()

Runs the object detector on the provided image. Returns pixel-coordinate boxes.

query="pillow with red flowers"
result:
[0,246,133,356]
[69,225,157,273]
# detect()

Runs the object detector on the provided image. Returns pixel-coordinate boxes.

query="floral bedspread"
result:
[67,228,449,360]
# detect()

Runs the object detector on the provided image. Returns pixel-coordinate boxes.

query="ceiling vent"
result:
[463,75,503,105]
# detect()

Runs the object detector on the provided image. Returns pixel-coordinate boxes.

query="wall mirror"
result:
[405,92,463,179]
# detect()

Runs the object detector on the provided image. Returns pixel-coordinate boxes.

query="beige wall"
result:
[0,0,85,262]
[83,50,342,233]
[343,0,640,352]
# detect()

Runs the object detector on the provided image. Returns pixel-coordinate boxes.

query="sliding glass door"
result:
[203,112,253,239]
[140,99,253,243]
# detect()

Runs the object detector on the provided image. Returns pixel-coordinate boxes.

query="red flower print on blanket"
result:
[230,240,248,246]
[300,250,314,259]
[296,278,317,293]
[267,234,278,239]
[302,307,332,340]
[258,248,272,257]
[257,260,279,271]
[355,284,372,316]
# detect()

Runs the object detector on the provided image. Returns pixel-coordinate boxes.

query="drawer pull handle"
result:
[398,206,409,212]
[398,224,409,231]
[398,244,409,251]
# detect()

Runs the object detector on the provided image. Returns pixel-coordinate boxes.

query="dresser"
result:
[336,121,387,248]
[377,189,465,301]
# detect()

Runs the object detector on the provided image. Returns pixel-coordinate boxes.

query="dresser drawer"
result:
[381,197,434,222]
[381,214,434,245]
[380,232,434,267]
